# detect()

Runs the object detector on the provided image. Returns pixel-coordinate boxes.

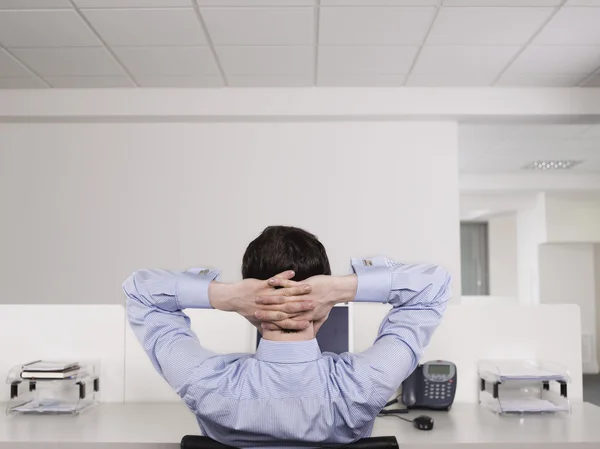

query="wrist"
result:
[208,281,235,311]
[332,275,357,304]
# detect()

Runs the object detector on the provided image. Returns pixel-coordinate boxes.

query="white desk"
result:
[1,402,600,449]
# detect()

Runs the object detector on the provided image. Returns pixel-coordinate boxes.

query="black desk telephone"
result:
[401,360,457,411]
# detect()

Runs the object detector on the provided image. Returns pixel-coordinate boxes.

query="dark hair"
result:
[242,226,331,282]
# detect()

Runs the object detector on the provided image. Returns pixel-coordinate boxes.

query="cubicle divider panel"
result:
[122,303,582,404]
[124,309,255,402]
[353,304,583,403]
[0,305,125,402]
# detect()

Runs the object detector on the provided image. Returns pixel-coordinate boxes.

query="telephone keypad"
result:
[424,380,454,403]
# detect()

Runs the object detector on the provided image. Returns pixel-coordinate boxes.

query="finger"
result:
[255,295,285,305]
[267,277,301,288]
[290,311,312,322]
[256,287,311,304]
[261,322,281,331]
[280,301,315,314]
[273,270,295,280]
[279,285,312,297]
[262,319,310,331]
[258,301,315,314]
[274,319,311,330]
[255,310,293,322]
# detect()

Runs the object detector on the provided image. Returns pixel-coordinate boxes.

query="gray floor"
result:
[583,375,600,406]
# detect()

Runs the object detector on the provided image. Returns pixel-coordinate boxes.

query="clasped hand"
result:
[211,270,356,334]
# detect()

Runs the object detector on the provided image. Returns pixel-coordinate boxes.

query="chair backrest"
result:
[180,435,399,449]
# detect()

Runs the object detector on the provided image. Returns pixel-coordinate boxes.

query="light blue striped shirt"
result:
[123,257,451,448]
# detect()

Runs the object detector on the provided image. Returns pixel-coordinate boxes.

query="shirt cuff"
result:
[351,259,392,304]
[177,268,220,309]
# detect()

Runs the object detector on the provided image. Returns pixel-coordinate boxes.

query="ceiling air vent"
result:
[522,160,583,170]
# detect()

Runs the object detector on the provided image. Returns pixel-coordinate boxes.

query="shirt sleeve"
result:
[122,268,220,396]
[350,257,452,404]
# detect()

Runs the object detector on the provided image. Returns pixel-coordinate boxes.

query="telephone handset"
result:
[401,360,457,411]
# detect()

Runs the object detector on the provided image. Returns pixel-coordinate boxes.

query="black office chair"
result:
[181,435,399,449]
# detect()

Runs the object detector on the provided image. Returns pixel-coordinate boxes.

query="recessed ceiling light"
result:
[523,160,583,171]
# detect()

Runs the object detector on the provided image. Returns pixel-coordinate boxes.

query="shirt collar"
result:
[254,338,322,364]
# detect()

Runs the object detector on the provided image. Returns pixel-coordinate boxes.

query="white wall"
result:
[0,121,461,305]
[488,214,518,297]
[545,194,600,243]
[539,244,598,373]
[3,88,600,119]
[516,193,547,304]
[460,296,517,305]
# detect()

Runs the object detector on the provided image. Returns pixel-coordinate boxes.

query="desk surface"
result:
[1,402,600,448]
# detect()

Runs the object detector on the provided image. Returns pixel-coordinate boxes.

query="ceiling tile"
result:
[493,141,599,155]
[11,48,126,76]
[500,124,590,142]
[443,0,561,5]
[534,7,600,44]
[507,46,600,74]
[201,7,313,46]
[469,153,538,173]
[459,162,480,172]
[497,72,585,86]
[564,0,600,5]
[319,7,436,45]
[536,140,600,151]
[412,45,520,75]
[321,1,440,4]
[74,0,191,6]
[459,145,488,158]
[0,49,31,77]
[318,73,405,86]
[459,152,485,170]
[0,10,101,48]
[216,46,313,75]
[479,149,594,168]
[82,8,206,46]
[45,76,135,87]
[427,7,554,45]
[406,72,496,86]
[536,148,598,161]
[198,1,312,5]
[113,46,219,76]
[575,159,600,171]
[228,75,312,86]
[0,0,71,7]
[136,75,224,87]
[581,73,600,86]
[0,77,46,88]
[459,145,496,158]
[577,124,600,138]
[318,46,418,75]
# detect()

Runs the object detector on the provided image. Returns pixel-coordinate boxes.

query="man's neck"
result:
[261,323,315,342]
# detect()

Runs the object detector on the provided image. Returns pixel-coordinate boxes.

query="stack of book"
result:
[20,361,80,380]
